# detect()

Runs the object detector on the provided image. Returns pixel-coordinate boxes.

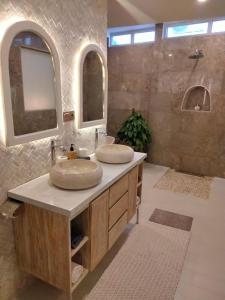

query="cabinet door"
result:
[90,190,109,271]
[128,166,138,221]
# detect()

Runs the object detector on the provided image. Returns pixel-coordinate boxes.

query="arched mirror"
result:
[77,44,107,129]
[0,21,62,146]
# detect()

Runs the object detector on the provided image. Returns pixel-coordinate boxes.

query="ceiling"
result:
[108,0,225,28]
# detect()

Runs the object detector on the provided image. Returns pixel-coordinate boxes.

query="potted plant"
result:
[117,109,151,152]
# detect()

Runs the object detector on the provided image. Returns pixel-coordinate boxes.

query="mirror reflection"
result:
[9,31,57,136]
[83,51,104,122]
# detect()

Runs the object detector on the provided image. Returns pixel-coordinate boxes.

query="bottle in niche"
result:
[194,104,201,111]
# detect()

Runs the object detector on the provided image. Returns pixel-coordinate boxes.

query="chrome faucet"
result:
[50,139,66,166]
[95,128,106,149]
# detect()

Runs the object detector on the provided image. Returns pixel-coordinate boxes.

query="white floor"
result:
[141,163,225,300]
[17,163,225,300]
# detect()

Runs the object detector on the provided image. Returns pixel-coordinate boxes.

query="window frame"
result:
[109,27,156,47]
[163,19,210,39]
[163,17,225,39]
[211,18,225,34]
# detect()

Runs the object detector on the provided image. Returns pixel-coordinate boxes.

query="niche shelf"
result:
[181,85,211,112]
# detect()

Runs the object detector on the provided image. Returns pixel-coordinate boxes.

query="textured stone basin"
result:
[98,135,115,146]
[95,144,134,164]
[50,159,103,190]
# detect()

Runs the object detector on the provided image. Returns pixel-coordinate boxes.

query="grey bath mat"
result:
[149,208,193,231]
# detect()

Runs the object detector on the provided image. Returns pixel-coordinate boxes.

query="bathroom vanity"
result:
[8,152,146,298]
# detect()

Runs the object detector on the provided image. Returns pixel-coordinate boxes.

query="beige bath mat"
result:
[154,169,212,200]
[86,222,190,300]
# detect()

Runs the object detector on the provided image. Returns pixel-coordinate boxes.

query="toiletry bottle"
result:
[67,144,78,160]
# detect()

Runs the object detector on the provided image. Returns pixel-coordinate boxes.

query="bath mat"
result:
[149,208,193,231]
[86,222,190,300]
[154,169,212,200]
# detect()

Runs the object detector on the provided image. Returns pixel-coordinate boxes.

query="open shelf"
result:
[137,181,142,188]
[136,196,141,207]
[137,184,142,198]
[138,163,143,183]
[71,268,88,292]
[70,208,90,291]
[71,236,89,258]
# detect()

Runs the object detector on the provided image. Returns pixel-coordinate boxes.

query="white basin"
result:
[98,135,115,146]
[95,144,134,164]
[50,159,103,190]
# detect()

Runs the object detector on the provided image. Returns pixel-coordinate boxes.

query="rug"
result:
[149,208,193,231]
[86,222,190,300]
[154,169,212,200]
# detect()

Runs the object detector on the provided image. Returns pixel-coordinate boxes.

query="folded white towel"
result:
[71,262,84,284]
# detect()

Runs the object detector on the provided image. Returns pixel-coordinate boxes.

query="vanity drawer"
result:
[108,211,128,249]
[109,175,128,208]
[109,192,128,229]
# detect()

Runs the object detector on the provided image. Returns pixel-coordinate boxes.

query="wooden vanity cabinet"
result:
[13,162,144,298]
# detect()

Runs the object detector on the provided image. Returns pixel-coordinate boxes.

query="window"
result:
[111,34,131,46]
[108,25,155,47]
[212,20,225,33]
[166,22,209,38]
[134,31,155,44]
[164,18,225,39]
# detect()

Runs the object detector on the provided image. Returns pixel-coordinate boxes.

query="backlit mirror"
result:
[77,44,107,129]
[0,21,62,146]
[9,31,57,136]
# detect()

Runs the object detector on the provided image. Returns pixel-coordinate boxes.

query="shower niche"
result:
[181,85,211,112]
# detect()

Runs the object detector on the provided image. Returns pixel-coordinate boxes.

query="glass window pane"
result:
[134,31,155,44]
[111,34,131,46]
[212,20,225,33]
[167,22,209,38]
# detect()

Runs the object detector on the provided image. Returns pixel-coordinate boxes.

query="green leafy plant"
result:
[117,110,151,152]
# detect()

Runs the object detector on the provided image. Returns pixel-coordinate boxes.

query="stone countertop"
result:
[8,152,146,219]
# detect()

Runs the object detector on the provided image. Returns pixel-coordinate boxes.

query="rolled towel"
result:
[71,262,84,284]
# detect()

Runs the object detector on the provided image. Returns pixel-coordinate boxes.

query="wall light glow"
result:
[72,41,90,128]
[72,41,107,131]
[0,16,24,145]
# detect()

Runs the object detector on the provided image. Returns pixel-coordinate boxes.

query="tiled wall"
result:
[108,25,225,178]
[0,1,107,299]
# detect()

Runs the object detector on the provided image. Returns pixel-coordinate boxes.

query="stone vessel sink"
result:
[95,144,134,164]
[50,159,103,190]
[98,135,115,146]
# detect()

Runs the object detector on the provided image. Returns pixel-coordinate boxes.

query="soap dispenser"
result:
[67,144,78,160]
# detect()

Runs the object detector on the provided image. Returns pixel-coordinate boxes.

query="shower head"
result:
[189,49,204,59]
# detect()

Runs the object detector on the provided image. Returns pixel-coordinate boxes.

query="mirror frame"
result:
[76,44,108,129]
[0,20,63,146]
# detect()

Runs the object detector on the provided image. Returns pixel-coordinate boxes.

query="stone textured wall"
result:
[108,27,225,178]
[0,1,107,299]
